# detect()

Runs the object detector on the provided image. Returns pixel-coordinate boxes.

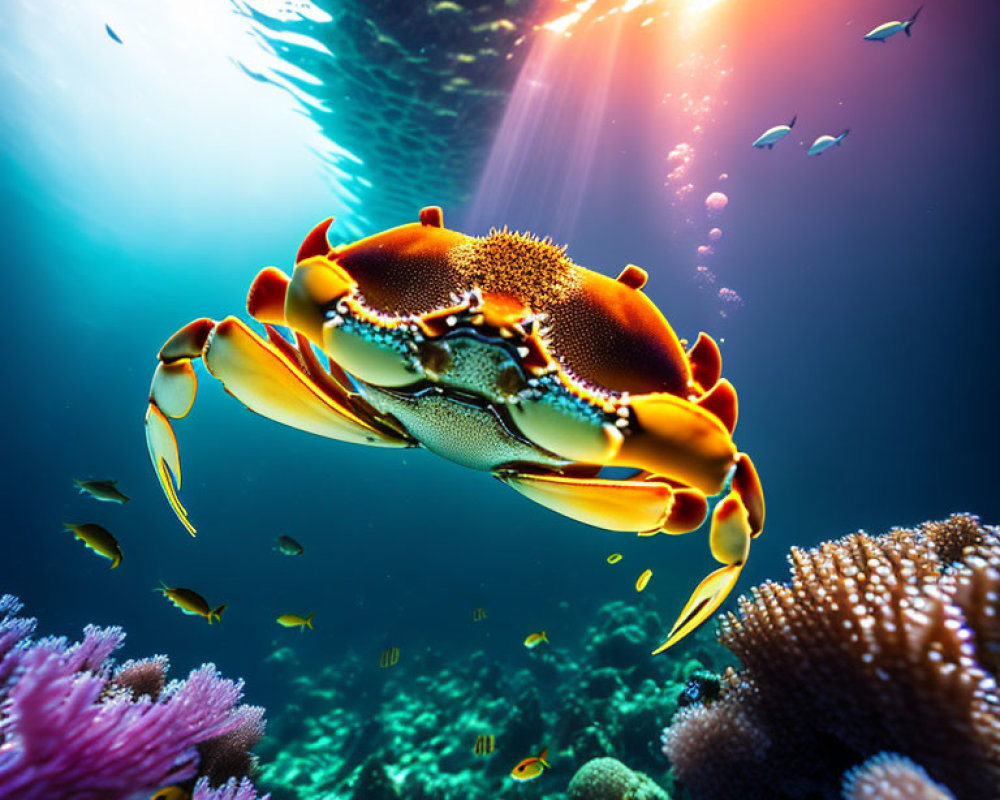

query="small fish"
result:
[677,670,722,708]
[105,24,123,44]
[277,613,315,630]
[807,129,850,156]
[157,584,226,624]
[274,535,304,556]
[150,787,189,800]
[752,115,797,149]
[379,647,400,667]
[864,6,922,41]
[63,523,122,569]
[510,748,549,781]
[472,607,488,621]
[606,553,622,564]
[473,734,495,755]
[74,479,130,504]
[636,568,653,592]
[523,630,548,649]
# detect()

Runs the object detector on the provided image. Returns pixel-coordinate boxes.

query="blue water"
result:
[1,0,998,727]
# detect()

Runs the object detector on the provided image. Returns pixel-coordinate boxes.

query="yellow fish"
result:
[63,523,122,569]
[606,553,622,564]
[472,607,488,621]
[157,584,226,624]
[277,613,314,630]
[150,787,189,800]
[510,748,549,781]
[523,631,548,649]
[379,647,400,668]
[636,569,652,592]
[473,734,495,755]
[74,479,130,504]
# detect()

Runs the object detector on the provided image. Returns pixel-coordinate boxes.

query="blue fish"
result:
[105,24,123,44]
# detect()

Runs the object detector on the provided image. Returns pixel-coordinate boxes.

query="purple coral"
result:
[0,594,267,800]
[193,776,267,800]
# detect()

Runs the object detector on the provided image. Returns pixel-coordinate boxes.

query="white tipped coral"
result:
[662,515,1000,800]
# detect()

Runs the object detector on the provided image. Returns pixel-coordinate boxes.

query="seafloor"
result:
[9,514,991,799]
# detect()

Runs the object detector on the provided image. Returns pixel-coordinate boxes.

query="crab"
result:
[145,206,764,653]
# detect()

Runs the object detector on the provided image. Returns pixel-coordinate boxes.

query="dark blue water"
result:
[2,0,998,725]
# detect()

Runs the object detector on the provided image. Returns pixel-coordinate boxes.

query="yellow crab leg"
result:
[146,316,412,535]
[496,471,708,534]
[653,454,763,653]
[146,319,214,535]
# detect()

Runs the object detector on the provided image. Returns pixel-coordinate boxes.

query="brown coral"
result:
[197,704,266,787]
[112,655,168,700]
[662,514,1000,800]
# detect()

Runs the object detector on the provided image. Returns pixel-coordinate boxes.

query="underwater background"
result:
[1,0,999,797]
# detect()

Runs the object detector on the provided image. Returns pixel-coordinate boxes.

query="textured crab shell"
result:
[323,221,693,398]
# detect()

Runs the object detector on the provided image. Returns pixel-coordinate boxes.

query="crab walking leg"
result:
[146,319,214,535]
[497,471,708,534]
[146,316,411,535]
[653,454,764,653]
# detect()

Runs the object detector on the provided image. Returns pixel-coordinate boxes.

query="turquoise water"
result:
[1,1,997,796]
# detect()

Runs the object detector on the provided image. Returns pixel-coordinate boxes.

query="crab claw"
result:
[145,403,193,535]
[653,489,752,654]
[145,319,214,536]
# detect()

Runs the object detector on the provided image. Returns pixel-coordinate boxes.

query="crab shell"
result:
[146,206,764,653]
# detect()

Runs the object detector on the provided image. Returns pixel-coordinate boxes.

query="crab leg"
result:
[497,470,708,534]
[653,453,764,653]
[146,316,412,535]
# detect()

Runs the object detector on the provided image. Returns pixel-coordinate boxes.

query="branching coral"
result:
[194,776,268,800]
[0,594,268,800]
[662,514,1000,800]
[198,704,268,788]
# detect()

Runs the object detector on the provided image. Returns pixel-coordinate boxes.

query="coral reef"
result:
[841,754,955,800]
[567,757,670,800]
[198,705,268,788]
[0,594,268,800]
[194,776,269,800]
[662,515,1000,800]
[258,599,704,799]
[113,655,169,700]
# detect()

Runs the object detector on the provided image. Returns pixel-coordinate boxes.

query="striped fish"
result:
[379,647,400,668]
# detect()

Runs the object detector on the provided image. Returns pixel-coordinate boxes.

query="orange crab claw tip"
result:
[419,206,444,227]
[616,264,648,290]
[733,453,765,536]
[661,488,709,533]
[296,218,334,264]
[158,318,215,363]
[687,332,722,393]
[652,562,743,654]
[696,378,738,433]
[247,267,291,325]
